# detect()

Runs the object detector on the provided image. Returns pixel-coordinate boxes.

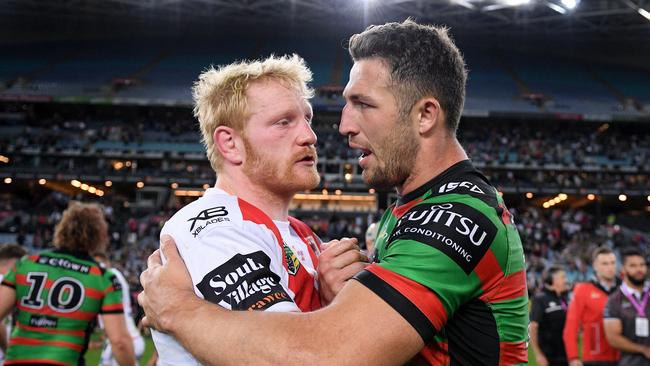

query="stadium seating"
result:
[2,37,649,118]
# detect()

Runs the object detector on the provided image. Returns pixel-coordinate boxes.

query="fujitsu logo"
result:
[396,203,488,246]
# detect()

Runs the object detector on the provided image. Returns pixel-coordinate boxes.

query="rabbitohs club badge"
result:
[283,242,301,275]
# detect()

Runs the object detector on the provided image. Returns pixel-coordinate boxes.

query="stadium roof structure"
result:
[2,0,650,42]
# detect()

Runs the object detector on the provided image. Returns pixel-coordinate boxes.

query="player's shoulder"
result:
[426,160,499,208]
[162,188,284,255]
[163,188,242,237]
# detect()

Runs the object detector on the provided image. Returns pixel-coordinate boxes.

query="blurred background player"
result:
[530,264,570,366]
[364,222,378,261]
[604,248,650,366]
[0,202,135,366]
[94,252,144,366]
[564,246,621,366]
[0,244,28,364]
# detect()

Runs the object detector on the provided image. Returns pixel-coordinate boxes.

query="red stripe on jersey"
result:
[101,303,124,312]
[475,250,505,302]
[16,275,55,289]
[17,304,96,321]
[237,198,286,267]
[498,204,512,225]
[5,359,71,366]
[499,341,528,365]
[414,342,449,366]
[392,198,424,218]
[16,321,85,337]
[288,216,321,267]
[488,270,527,303]
[28,255,39,261]
[10,336,83,352]
[85,288,104,299]
[238,198,322,312]
[367,265,447,331]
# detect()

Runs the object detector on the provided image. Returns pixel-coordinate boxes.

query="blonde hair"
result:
[193,54,314,172]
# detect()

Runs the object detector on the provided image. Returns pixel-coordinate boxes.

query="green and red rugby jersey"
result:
[1,249,124,366]
[354,160,529,366]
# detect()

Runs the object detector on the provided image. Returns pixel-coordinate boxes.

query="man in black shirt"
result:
[604,248,650,366]
[531,265,570,366]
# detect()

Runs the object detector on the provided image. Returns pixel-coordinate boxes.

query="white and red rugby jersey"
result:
[152,187,322,365]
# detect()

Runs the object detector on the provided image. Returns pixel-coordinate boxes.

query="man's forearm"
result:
[606,333,647,355]
[165,283,422,366]
[169,297,330,366]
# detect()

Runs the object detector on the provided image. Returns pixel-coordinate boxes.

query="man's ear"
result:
[413,97,442,135]
[213,126,244,165]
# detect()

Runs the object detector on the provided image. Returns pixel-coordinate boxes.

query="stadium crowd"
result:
[2,189,647,297]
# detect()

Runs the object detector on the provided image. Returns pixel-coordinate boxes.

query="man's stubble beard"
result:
[242,138,320,195]
[364,118,420,190]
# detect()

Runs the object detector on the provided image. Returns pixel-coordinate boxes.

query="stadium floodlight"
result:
[483,0,531,11]
[501,0,531,6]
[450,0,476,9]
[547,2,566,13]
[618,194,627,202]
[639,8,650,21]
[561,0,578,9]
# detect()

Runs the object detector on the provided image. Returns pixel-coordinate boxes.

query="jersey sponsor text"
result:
[196,251,291,310]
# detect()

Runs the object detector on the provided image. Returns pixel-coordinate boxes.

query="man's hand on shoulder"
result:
[317,237,369,305]
[138,235,198,334]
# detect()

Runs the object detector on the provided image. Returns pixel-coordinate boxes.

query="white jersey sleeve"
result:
[152,188,299,365]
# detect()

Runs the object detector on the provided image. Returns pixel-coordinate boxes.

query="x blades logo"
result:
[188,206,230,237]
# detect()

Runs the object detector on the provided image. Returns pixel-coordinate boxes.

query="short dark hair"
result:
[545,264,565,283]
[0,243,27,261]
[591,246,614,264]
[347,19,467,134]
[621,247,645,265]
[54,202,108,255]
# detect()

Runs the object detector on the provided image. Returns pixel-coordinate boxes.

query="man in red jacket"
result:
[563,246,621,366]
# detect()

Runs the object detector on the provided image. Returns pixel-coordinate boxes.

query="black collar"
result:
[398,159,477,206]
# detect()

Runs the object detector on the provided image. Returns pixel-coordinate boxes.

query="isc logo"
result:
[438,181,484,194]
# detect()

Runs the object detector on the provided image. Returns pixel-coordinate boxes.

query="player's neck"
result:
[216,175,291,221]
[624,278,645,293]
[596,275,616,290]
[397,136,468,197]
